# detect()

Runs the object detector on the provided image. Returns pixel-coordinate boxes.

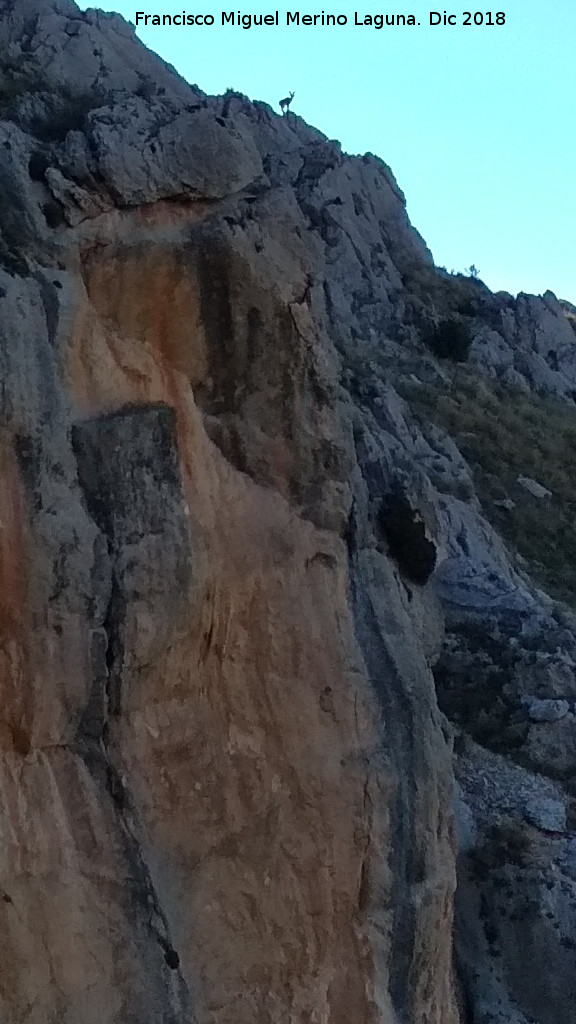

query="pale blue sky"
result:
[77,1,576,301]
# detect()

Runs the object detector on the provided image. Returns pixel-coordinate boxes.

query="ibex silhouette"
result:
[279,91,295,115]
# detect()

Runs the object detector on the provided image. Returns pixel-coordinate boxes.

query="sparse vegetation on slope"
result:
[399,367,576,607]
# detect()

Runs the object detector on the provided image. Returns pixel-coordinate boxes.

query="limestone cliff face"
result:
[0,3,575,1024]
[0,4,457,1023]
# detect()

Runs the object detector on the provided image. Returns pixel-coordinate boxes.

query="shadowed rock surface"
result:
[0,2,575,1023]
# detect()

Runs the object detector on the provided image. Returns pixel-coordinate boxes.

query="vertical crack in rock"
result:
[102,570,125,723]
[71,403,194,1022]
[346,504,424,1023]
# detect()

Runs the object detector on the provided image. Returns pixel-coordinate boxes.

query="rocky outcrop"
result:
[0,3,575,1024]
[455,739,576,1024]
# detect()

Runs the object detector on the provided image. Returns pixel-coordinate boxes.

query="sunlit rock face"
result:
[1,3,575,1024]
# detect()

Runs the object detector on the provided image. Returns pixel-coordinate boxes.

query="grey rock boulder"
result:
[523,697,570,723]
[517,475,552,499]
